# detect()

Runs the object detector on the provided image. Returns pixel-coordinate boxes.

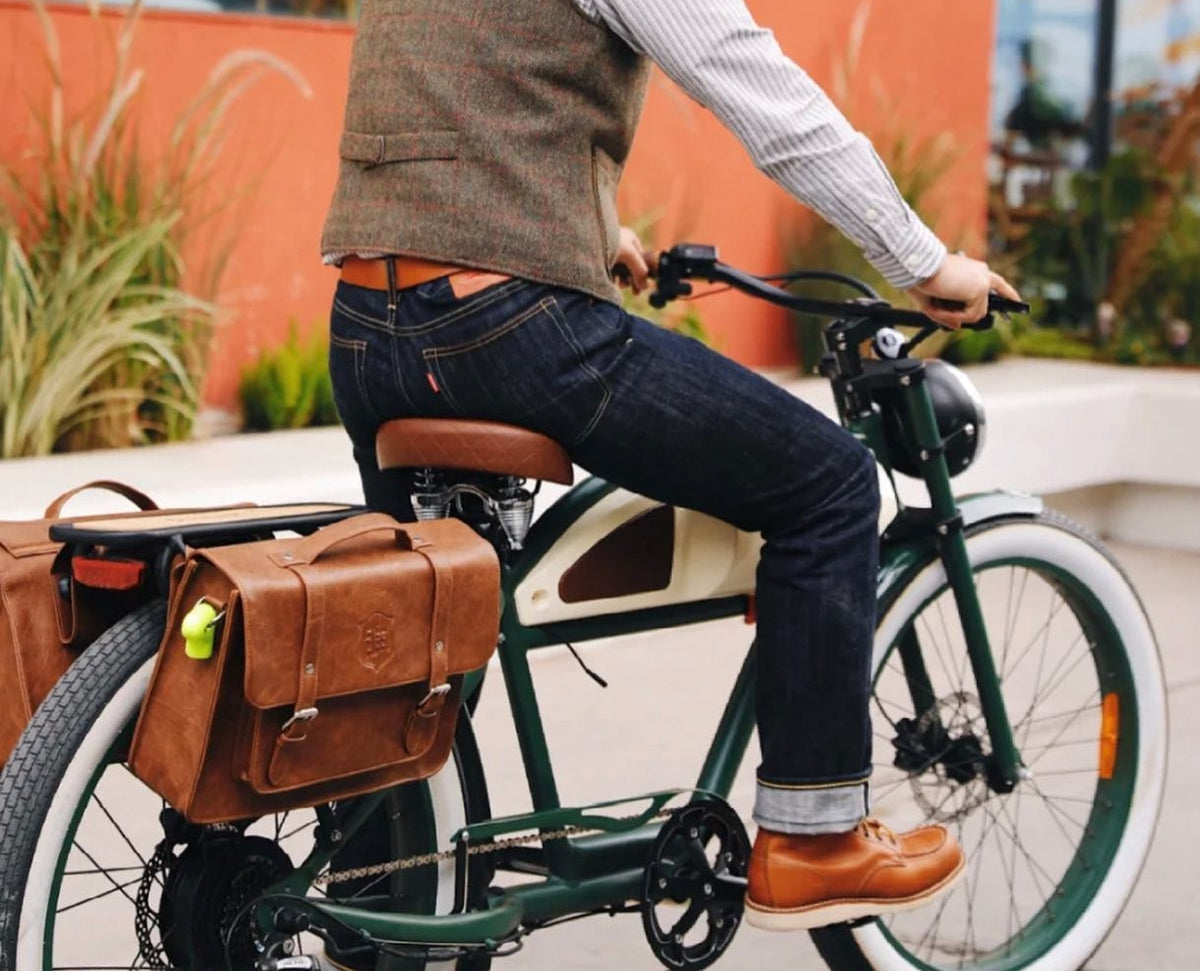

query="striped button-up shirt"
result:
[575,0,948,289]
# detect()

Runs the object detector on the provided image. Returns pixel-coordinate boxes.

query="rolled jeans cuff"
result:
[753,777,870,835]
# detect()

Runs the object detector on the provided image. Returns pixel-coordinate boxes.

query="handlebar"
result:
[648,243,1029,331]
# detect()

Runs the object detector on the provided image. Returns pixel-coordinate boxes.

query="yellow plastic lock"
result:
[181,600,220,660]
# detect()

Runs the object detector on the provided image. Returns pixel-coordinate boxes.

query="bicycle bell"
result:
[884,360,987,478]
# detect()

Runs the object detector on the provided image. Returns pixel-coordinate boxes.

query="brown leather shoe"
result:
[744,819,965,931]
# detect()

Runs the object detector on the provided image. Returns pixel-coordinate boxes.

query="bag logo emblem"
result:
[360,612,394,672]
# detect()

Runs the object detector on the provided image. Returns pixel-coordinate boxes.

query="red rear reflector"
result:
[1099,692,1119,780]
[72,556,145,591]
[744,595,757,625]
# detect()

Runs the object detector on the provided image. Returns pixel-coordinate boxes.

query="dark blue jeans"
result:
[329,275,879,834]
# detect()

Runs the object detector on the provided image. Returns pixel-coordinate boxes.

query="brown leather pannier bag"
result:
[129,512,500,824]
[0,480,159,764]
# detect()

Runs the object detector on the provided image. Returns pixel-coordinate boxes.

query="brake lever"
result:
[649,280,691,309]
[649,244,711,308]
[928,292,1031,330]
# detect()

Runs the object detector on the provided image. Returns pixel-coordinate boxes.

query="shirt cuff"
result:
[866,218,947,291]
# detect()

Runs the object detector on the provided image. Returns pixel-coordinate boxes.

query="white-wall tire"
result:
[812,515,1167,971]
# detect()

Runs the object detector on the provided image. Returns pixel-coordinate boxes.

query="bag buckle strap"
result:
[417,682,451,713]
[281,706,320,738]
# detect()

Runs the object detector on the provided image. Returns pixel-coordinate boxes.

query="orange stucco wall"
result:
[1,0,995,412]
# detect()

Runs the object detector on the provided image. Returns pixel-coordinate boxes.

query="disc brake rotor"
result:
[906,692,991,822]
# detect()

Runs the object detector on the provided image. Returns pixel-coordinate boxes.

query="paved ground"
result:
[464,540,1199,970]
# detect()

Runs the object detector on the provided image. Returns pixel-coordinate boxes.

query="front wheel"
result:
[813,514,1168,970]
[0,600,489,971]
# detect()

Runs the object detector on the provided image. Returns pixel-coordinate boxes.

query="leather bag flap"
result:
[191,515,499,710]
[0,521,58,559]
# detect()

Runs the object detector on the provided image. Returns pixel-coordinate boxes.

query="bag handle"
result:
[279,512,419,567]
[44,480,158,519]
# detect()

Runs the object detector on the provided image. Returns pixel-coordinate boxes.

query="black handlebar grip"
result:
[929,293,1031,315]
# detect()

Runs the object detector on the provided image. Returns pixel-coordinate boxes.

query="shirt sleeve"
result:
[574,0,947,289]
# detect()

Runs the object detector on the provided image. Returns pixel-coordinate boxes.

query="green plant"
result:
[938,323,1012,366]
[239,323,339,432]
[1010,324,1096,361]
[0,223,208,457]
[0,0,309,455]
[1015,148,1159,328]
[1006,145,1199,364]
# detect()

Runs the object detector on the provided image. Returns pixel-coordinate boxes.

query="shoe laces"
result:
[855,818,900,848]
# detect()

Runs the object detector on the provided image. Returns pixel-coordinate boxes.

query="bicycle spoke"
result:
[918,612,958,694]
[1001,568,1032,680]
[991,799,1059,907]
[280,818,319,841]
[57,876,145,914]
[63,867,145,877]
[1002,594,1067,684]
[90,795,149,871]
[1026,643,1094,720]
[1001,784,1022,950]
[65,844,139,911]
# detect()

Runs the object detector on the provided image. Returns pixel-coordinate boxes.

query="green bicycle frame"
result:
[277,333,1040,947]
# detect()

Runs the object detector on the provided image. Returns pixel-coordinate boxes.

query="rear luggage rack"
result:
[50,503,366,550]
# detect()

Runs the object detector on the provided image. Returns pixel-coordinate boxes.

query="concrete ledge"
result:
[2,359,1198,549]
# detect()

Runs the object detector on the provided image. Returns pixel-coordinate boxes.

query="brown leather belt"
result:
[340,255,463,291]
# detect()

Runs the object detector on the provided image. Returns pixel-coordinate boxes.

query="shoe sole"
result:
[743,855,967,932]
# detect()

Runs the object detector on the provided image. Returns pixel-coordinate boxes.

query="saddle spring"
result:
[411,468,536,551]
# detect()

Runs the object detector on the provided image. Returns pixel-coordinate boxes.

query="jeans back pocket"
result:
[421,294,611,447]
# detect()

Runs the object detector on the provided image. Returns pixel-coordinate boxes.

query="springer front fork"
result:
[828,332,1025,794]
[896,377,1024,792]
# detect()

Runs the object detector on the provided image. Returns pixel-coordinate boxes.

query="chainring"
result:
[641,800,750,971]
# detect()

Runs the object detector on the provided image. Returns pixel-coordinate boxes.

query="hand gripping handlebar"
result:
[649,243,1029,331]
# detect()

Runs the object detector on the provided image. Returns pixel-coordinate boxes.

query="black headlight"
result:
[883,360,986,479]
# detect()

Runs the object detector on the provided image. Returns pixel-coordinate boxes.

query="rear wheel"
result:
[0,601,489,971]
[812,515,1167,970]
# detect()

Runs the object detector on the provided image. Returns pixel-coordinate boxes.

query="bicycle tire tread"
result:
[0,600,166,970]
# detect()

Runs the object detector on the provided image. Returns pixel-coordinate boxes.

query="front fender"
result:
[877,490,1045,610]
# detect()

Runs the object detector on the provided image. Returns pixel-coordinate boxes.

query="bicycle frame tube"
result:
[494,574,752,878]
[897,376,1025,789]
[274,488,1039,946]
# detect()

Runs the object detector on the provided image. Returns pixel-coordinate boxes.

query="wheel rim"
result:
[865,548,1142,970]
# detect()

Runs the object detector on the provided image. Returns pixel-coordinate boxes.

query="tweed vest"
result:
[321,0,652,303]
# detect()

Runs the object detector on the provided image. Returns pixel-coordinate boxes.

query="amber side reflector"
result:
[1099,692,1119,780]
[72,556,145,591]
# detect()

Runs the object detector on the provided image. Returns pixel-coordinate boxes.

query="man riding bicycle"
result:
[321,0,1022,946]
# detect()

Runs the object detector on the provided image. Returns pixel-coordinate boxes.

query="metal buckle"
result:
[417,683,452,711]
[280,707,320,735]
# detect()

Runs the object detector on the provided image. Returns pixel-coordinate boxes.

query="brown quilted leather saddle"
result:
[375,419,574,485]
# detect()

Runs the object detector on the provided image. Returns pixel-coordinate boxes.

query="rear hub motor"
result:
[157,830,295,968]
[641,800,750,971]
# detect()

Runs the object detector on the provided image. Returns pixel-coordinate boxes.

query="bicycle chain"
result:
[315,811,673,888]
